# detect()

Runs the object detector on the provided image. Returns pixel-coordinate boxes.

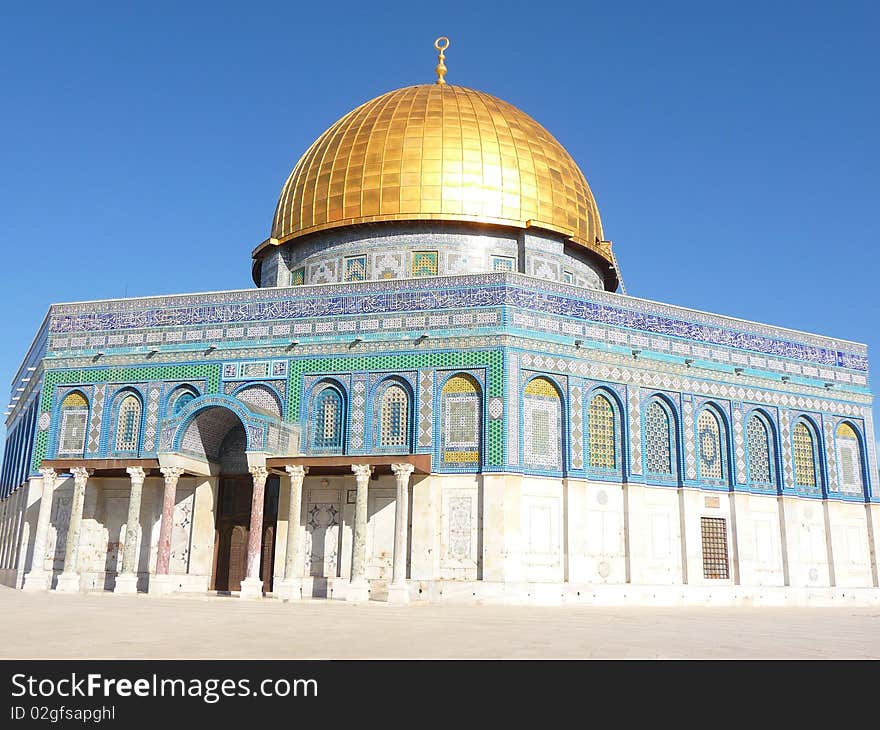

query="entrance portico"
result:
[267,455,428,602]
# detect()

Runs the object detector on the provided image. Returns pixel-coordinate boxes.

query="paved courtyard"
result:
[1,585,878,658]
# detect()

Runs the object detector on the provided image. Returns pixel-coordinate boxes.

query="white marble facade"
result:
[5,468,879,605]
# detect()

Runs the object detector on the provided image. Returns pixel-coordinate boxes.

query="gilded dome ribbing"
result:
[266,84,609,264]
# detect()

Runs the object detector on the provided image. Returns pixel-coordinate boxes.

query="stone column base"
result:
[274,578,302,601]
[113,574,139,594]
[386,582,410,604]
[239,577,264,600]
[148,574,177,596]
[22,571,51,592]
[346,578,370,602]
[55,572,82,593]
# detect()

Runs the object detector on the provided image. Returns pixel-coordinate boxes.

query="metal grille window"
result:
[313,388,343,451]
[747,414,772,484]
[588,393,616,469]
[698,409,724,480]
[115,395,141,452]
[701,517,730,579]
[645,400,672,475]
[59,391,88,456]
[380,385,409,448]
[793,421,817,488]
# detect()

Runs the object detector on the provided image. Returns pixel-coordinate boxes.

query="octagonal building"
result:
[1,50,877,604]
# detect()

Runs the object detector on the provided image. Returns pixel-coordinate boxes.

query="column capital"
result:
[391,463,415,480]
[70,467,94,486]
[160,466,185,483]
[285,465,309,480]
[39,467,57,484]
[249,465,269,483]
[126,466,147,484]
[351,463,373,481]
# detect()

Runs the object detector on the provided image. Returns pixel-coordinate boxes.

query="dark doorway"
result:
[212,474,279,593]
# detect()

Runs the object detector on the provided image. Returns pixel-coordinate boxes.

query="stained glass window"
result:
[313,387,343,451]
[747,414,772,484]
[645,400,672,475]
[59,391,88,456]
[115,394,141,452]
[380,385,409,448]
[588,393,616,469]
[835,422,863,495]
[793,421,817,488]
[442,375,480,464]
[698,408,724,480]
[523,377,562,470]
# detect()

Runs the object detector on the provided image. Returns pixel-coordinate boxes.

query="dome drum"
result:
[254,220,609,289]
[255,83,618,291]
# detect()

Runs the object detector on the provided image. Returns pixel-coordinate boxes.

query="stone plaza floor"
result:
[1,585,879,658]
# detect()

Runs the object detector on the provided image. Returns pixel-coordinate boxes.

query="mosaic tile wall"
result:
[7,261,871,505]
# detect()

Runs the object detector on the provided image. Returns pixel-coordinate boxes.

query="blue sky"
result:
[1,1,877,462]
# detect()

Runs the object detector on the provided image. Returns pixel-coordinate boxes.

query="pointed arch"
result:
[586,387,622,472]
[644,395,677,478]
[522,375,564,472]
[167,385,200,417]
[440,373,482,467]
[58,390,89,456]
[310,382,346,453]
[835,421,866,497]
[114,393,143,453]
[792,417,821,492]
[746,409,777,489]
[697,403,729,483]
[374,378,412,451]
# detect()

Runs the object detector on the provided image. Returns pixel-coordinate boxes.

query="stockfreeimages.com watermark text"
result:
[11,672,317,705]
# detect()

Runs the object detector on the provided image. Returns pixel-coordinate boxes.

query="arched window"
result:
[588,392,617,470]
[746,413,774,486]
[523,376,562,471]
[835,422,864,495]
[312,387,344,452]
[697,407,725,481]
[172,390,196,415]
[793,420,819,490]
[58,391,89,456]
[645,399,673,476]
[441,375,481,465]
[115,394,142,452]
[379,384,410,450]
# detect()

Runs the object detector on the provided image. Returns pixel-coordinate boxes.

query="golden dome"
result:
[264,84,611,266]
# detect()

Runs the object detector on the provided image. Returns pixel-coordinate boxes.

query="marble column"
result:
[55,467,93,592]
[346,463,372,602]
[276,465,308,600]
[22,468,59,591]
[150,466,185,595]
[114,466,146,594]
[239,465,268,599]
[387,463,415,603]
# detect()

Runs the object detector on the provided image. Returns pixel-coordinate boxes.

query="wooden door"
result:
[260,525,275,592]
[228,525,247,592]
[211,475,279,593]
